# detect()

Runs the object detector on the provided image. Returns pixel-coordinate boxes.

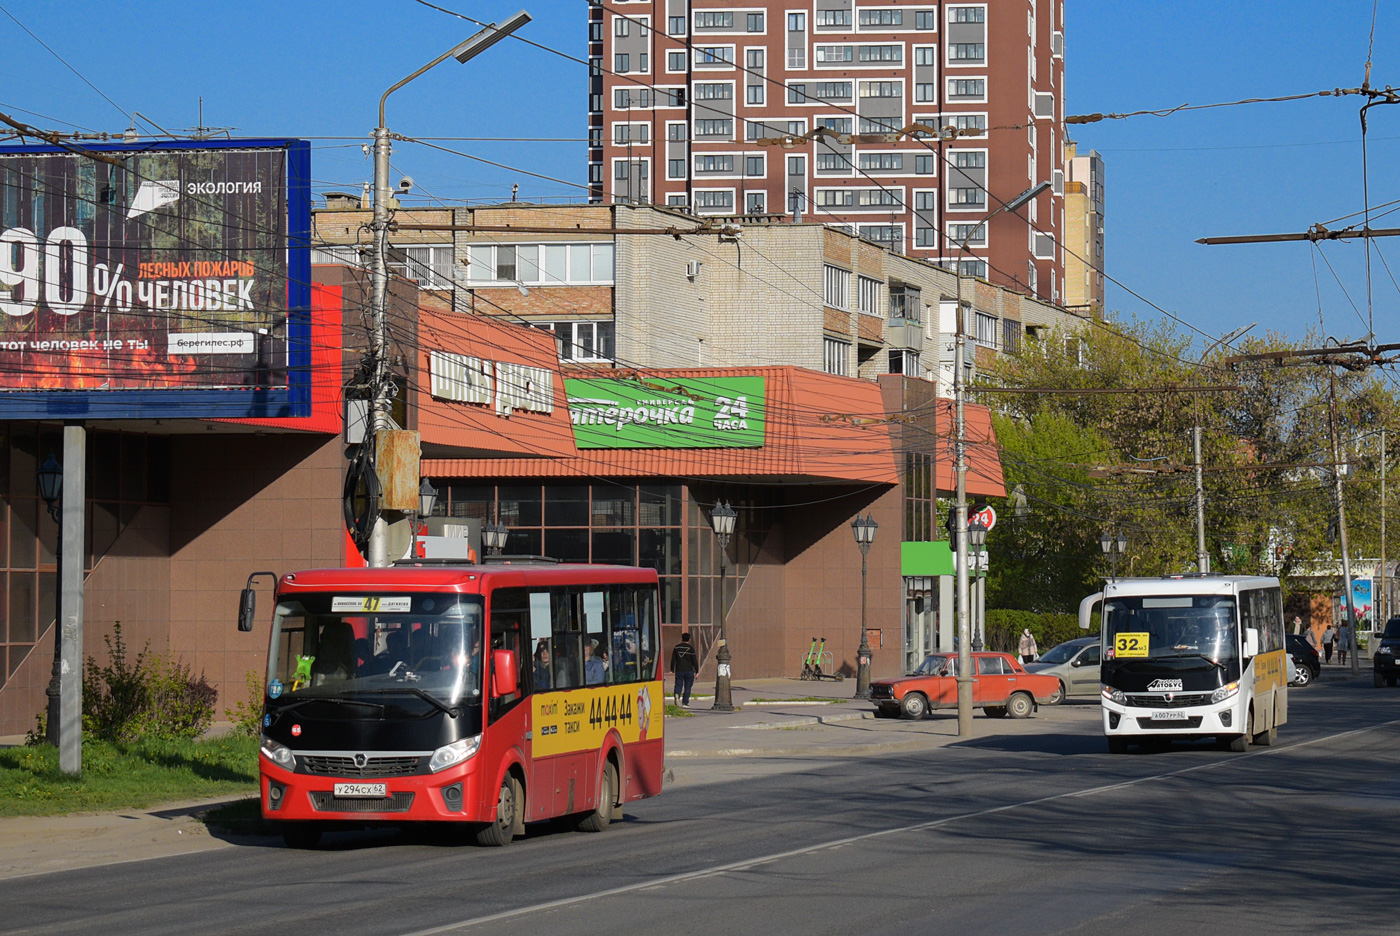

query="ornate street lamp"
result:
[968,521,987,651]
[1100,531,1128,581]
[410,478,438,559]
[37,454,62,746]
[709,501,737,712]
[482,521,510,556]
[851,512,878,698]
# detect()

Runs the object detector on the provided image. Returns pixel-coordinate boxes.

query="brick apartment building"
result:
[589,0,1068,304]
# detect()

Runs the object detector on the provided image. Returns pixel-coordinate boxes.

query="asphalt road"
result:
[4,678,1398,936]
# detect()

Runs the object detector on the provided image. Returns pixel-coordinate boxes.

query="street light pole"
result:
[37,455,62,747]
[1193,426,1210,573]
[851,513,878,698]
[952,180,1050,737]
[967,521,987,651]
[366,11,531,567]
[1327,372,1361,676]
[709,501,737,712]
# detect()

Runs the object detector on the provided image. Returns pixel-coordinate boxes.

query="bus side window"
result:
[552,588,584,689]
[608,585,639,685]
[488,588,530,718]
[638,584,659,680]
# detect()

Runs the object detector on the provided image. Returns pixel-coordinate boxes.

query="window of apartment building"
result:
[639,52,649,72]
[747,12,764,31]
[974,312,997,348]
[948,78,986,99]
[865,224,902,247]
[588,163,604,184]
[858,152,903,171]
[913,191,938,212]
[824,264,851,310]
[667,194,688,208]
[824,336,851,376]
[914,47,937,66]
[950,6,985,23]
[788,156,806,175]
[859,81,902,98]
[747,84,765,104]
[668,50,686,71]
[614,161,630,180]
[1002,319,1022,354]
[815,45,854,63]
[915,226,937,247]
[695,154,734,172]
[951,151,986,169]
[614,17,628,36]
[614,88,653,109]
[694,190,735,210]
[590,92,604,111]
[915,82,937,102]
[858,116,902,133]
[668,123,687,141]
[745,156,764,176]
[788,12,806,30]
[747,48,765,67]
[816,189,853,207]
[915,154,936,174]
[668,15,685,35]
[815,9,851,28]
[590,21,603,41]
[889,349,920,375]
[858,188,901,207]
[816,81,853,101]
[946,114,986,133]
[695,118,733,136]
[695,11,732,28]
[745,191,766,213]
[695,46,733,65]
[818,116,853,134]
[888,286,921,323]
[669,159,686,179]
[694,82,733,100]
[950,187,985,207]
[859,9,903,26]
[752,119,806,140]
[466,243,615,285]
[614,124,649,143]
[537,321,616,362]
[949,222,986,246]
[615,53,630,73]
[789,83,808,103]
[857,275,881,316]
[959,258,987,277]
[916,11,937,29]
[858,45,903,63]
[950,43,985,62]
[815,152,848,171]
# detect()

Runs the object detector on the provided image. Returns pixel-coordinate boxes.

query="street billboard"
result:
[1352,577,1373,629]
[0,139,310,418]
[564,376,765,449]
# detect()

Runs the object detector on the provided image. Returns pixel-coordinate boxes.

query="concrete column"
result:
[58,425,85,776]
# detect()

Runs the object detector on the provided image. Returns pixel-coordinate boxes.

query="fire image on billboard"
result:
[0,144,293,392]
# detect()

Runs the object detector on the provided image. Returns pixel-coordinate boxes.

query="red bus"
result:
[242,561,664,848]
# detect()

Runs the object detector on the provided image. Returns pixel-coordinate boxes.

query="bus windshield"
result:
[1104,595,1238,664]
[269,593,484,706]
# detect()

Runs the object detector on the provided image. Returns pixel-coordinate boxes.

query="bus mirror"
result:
[238,588,257,632]
[1245,627,1259,658]
[1079,592,1103,631]
[493,649,518,697]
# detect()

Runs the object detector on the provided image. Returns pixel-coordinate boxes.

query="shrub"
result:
[985,609,1089,655]
[229,670,266,738]
[82,623,218,743]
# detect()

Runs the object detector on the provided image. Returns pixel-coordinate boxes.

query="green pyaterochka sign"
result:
[564,376,766,449]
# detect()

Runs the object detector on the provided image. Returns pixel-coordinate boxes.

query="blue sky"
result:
[1,0,1396,350]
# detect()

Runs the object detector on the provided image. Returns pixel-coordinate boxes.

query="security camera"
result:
[397,176,414,194]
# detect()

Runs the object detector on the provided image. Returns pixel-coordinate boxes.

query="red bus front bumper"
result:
[261,753,487,823]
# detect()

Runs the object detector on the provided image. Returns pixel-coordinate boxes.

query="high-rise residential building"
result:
[590,0,1068,305]
[1063,139,1104,315]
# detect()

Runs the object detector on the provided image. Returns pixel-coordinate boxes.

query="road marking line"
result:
[396,717,1400,936]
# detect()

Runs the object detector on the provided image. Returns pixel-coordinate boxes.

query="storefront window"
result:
[545,485,589,526]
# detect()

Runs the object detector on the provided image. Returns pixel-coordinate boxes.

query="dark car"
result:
[1373,618,1400,687]
[1286,633,1320,687]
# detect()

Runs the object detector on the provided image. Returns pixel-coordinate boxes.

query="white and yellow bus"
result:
[1080,574,1288,754]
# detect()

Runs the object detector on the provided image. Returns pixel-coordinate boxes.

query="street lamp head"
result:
[967,521,987,548]
[710,501,736,538]
[1115,534,1128,555]
[451,10,532,63]
[418,477,438,518]
[1100,532,1113,555]
[851,512,878,546]
[36,454,62,508]
[1004,180,1053,214]
[483,522,510,552]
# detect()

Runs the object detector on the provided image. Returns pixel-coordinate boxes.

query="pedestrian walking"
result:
[1018,629,1038,664]
[1322,623,1336,663]
[1338,621,1351,666]
[669,632,698,706]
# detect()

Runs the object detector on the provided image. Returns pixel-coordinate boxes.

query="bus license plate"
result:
[1150,710,1188,721]
[333,782,387,798]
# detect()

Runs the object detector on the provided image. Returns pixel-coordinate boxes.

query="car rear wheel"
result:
[1045,681,1065,706]
[1292,663,1312,687]
[1006,692,1035,719]
[900,692,929,719]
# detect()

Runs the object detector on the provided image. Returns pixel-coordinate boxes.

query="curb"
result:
[727,711,874,730]
[665,735,950,759]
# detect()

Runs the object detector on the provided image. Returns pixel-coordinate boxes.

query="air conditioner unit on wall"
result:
[686,260,702,279]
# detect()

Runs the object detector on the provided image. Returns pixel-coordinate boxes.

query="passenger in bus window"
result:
[373,628,408,675]
[585,639,606,685]
[533,641,553,690]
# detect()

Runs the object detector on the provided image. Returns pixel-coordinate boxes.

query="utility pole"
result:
[1381,427,1388,635]
[1193,426,1209,573]
[1327,372,1361,676]
[366,11,530,567]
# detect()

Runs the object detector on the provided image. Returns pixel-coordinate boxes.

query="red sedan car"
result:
[869,652,1062,719]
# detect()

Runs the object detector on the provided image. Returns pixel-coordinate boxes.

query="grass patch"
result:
[664,704,695,718]
[0,735,259,818]
[748,697,842,703]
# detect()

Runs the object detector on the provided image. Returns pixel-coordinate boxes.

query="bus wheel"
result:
[1254,725,1277,747]
[1228,711,1253,753]
[577,761,618,833]
[475,776,521,847]
[281,822,322,850]
[1107,737,1128,755]
[1006,692,1035,719]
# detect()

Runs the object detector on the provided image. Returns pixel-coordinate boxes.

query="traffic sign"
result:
[971,505,997,531]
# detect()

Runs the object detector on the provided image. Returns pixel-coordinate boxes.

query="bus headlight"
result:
[1210,682,1240,704]
[260,735,295,770]
[1101,687,1126,705]
[429,735,481,773]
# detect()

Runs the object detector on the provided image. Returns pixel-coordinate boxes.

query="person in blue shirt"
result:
[584,639,606,685]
